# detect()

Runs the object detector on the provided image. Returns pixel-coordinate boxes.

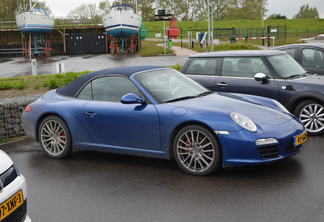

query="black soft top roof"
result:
[56,66,163,97]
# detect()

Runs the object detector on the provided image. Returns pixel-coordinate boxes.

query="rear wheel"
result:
[38,116,72,158]
[173,125,221,176]
[294,100,324,135]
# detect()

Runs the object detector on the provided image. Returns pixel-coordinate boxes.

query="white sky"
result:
[45,0,324,18]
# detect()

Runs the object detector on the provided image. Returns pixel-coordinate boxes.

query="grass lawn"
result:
[0,137,25,145]
[0,71,90,99]
[139,41,174,56]
[144,19,324,36]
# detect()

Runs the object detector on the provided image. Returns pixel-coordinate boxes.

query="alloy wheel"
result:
[176,129,215,173]
[40,120,67,156]
[299,103,324,133]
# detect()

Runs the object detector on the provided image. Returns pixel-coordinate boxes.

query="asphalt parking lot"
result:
[1,136,324,222]
[0,54,188,78]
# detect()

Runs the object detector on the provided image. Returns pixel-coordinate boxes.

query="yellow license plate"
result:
[294,131,308,146]
[0,190,24,221]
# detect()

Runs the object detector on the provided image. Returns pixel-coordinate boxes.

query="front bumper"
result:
[218,119,305,167]
[0,175,31,222]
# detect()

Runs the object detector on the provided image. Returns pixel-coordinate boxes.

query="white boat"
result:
[103,3,141,38]
[16,1,54,33]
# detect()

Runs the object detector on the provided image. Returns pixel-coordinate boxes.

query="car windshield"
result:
[135,69,211,103]
[267,54,306,79]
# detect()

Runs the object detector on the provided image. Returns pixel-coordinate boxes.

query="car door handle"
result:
[84,111,96,117]
[217,82,228,86]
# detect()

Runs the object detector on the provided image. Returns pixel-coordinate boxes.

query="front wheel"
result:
[294,100,324,135]
[38,116,72,158]
[173,125,221,176]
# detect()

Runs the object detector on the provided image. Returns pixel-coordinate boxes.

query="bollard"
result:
[31,59,37,76]
[56,63,65,74]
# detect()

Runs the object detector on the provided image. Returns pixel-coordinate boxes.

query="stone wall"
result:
[0,95,40,139]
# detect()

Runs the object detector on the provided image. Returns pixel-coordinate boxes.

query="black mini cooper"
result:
[182,50,324,135]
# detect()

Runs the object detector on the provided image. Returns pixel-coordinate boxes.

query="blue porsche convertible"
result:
[22,66,307,175]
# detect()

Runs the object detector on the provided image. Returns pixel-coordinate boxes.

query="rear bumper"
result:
[218,119,305,167]
[21,111,37,141]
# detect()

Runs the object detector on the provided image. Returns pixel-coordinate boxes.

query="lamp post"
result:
[207,0,210,51]
[211,4,214,51]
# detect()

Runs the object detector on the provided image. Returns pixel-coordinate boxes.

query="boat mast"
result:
[29,0,32,60]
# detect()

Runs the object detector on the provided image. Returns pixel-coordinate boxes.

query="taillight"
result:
[24,105,32,112]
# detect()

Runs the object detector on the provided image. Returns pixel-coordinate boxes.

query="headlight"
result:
[230,112,257,132]
[13,164,21,176]
[273,100,290,113]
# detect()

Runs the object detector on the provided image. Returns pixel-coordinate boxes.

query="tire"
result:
[38,115,72,158]
[293,100,324,135]
[173,125,221,176]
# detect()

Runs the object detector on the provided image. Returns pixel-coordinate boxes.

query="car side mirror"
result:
[120,93,145,104]
[254,73,268,82]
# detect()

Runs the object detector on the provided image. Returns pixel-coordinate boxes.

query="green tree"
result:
[294,4,319,19]
[267,13,287,19]
[137,0,156,21]
[225,0,267,20]
[156,0,194,21]
[0,0,51,18]
[98,0,112,15]
[192,0,229,21]
[68,3,101,23]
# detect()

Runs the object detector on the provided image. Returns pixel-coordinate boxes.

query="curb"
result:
[0,137,27,147]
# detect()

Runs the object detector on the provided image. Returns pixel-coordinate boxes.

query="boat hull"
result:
[16,12,54,33]
[103,9,141,38]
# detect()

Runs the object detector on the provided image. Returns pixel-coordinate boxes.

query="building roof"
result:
[56,66,163,97]
[189,50,285,58]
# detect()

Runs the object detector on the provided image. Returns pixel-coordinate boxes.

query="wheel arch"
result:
[286,91,324,112]
[168,121,222,160]
[35,112,71,142]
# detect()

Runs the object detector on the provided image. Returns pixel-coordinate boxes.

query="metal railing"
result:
[0,18,16,28]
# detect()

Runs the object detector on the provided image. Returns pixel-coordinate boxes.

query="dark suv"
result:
[182,50,324,135]
[273,44,324,75]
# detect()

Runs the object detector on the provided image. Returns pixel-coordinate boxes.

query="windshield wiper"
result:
[196,91,213,97]
[285,74,303,79]
[303,71,313,76]
[165,96,197,103]
[165,91,213,103]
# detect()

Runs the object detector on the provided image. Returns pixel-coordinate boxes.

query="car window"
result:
[283,48,297,59]
[77,82,93,100]
[136,69,208,103]
[302,48,324,70]
[185,58,218,75]
[222,57,271,78]
[268,54,305,78]
[78,76,141,102]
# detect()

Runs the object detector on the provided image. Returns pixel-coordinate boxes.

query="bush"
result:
[213,43,260,51]
[43,71,90,89]
[169,64,183,70]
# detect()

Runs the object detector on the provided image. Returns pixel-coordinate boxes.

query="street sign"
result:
[155,9,174,21]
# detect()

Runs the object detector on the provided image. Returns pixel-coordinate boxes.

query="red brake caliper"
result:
[60,132,66,141]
